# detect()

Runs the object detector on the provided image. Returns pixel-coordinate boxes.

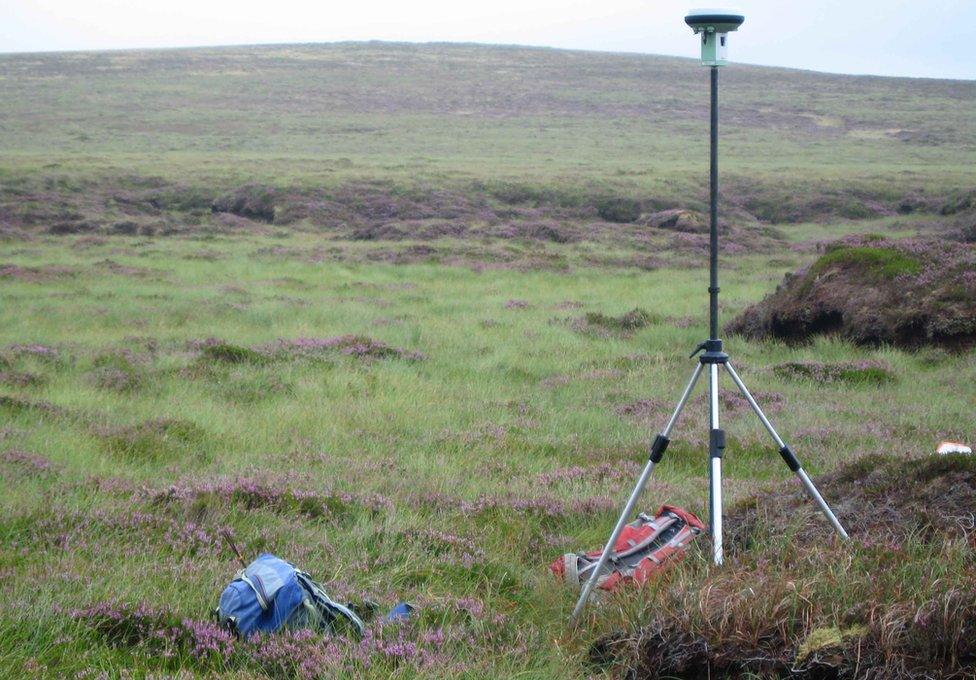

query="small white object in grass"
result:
[937,441,972,455]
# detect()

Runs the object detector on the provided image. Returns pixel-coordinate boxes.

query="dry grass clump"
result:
[727,236,976,348]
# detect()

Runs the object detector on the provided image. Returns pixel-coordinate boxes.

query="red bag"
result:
[551,505,704,591]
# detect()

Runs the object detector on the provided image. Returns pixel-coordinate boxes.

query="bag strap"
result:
[612,515,679,561]
[239,574,271,611]
[294,571,366,637]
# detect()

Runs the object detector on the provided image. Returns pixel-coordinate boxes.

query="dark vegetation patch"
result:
[86,367,143,392]
[414,489,616,524]
[186,335,424,367]
[728,453,976,545]
[70,597,476,676]
[597,454,976,679]
[614,398,666,421]
[533,461,644,488]
[94,259,157,278]
[0,394,66,418]
[727,236,976,348]
[666,225,784,256]
[150,474,393,521]
[693,387,785,413]
[0,263,76,282]
[211,184,278,222]
[574,308,658,336]
[727,178,897,224]
[198,340,268,365]
[4,343,63,363]
[773,359,896,385]
[70,601,234,664]
[7,174,963,262]
[642,209,707,233]
[217,373,294,404]
[0,370,45,388]
[259,335,425,361]
[94,418,207,461]
[594,197,641,223]
[1,449,59,476]
[86,352,146,392]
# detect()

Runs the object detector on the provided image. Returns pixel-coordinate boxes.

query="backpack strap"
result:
[611,515,678,561]
[239,574,271,611]
[294,571,366,637]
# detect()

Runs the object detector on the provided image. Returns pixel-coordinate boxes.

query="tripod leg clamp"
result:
[649,434,670,463]
[779,445,801,472]
[710,429,726,459]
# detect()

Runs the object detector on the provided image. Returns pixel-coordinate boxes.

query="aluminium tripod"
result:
[571,67,849,620]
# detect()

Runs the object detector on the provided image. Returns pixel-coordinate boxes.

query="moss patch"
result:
[812,245,922,279]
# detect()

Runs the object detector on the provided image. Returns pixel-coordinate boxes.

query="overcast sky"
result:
[1,0,973,80]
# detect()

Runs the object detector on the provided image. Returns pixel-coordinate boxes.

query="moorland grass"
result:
[0,231,973,677]
[1,39,975,679]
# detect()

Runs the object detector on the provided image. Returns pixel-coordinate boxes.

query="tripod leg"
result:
[570,362,704,620]
[724,362,849,540]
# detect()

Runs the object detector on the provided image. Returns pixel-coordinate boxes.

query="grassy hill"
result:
[1,42,974,231]
[1,42,975,679]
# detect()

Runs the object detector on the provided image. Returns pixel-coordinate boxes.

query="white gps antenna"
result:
[684,8,745,66]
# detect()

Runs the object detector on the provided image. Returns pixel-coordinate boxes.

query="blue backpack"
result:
[215,553,365,638]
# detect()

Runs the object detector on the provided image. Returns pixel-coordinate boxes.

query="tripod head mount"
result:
[690,339,728,364]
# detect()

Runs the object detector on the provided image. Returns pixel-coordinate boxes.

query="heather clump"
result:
[5,343,63,362]
[773,359,896,385]
[1,449,59,476]
[70,601,235,663]
[728,236,976,348]
[574,307,657,336]
[0,394,65,418]
[71,599,491,677]
[198,341,268,365]
[95,418,207,461]
[260,335,425,361]
[150,475,394,521]
[87,366,143,392]
[86,351,146,392]
[0,263,76,282]
[415,490,616,523]
[211,184,279,223]
[727,452,976,545]
[0,369,45,387]
[534,461,642,487]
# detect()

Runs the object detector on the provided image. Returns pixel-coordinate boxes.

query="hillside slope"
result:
[0,42,973,230]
